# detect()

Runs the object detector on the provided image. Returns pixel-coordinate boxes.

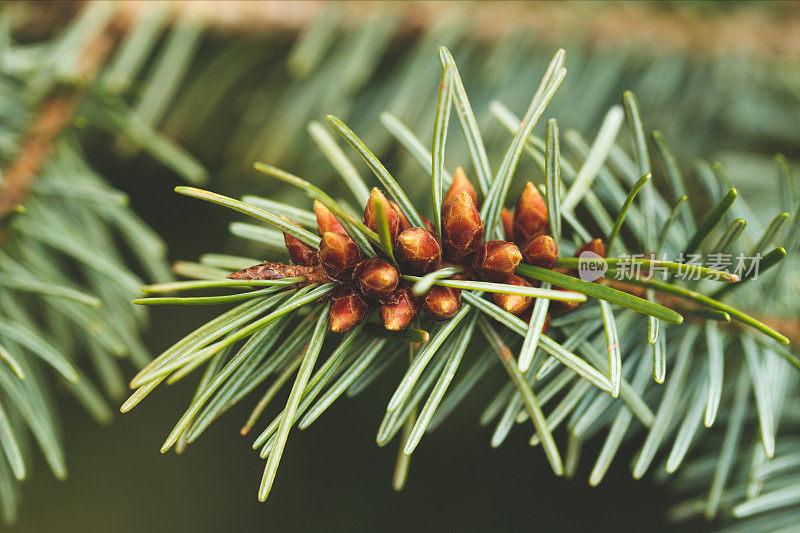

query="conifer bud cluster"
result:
[228,167,604,333]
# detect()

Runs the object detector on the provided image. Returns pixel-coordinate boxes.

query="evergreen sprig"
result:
[125,46,798,531]
[4,3,797,530]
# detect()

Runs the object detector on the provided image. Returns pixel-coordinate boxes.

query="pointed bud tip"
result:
[513,182,548,244]
[443,167,479,209]
[364,188,400,241]
[314,201,345,235]
[442,191,483,262]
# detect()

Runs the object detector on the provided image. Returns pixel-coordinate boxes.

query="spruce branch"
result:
[125,46,798,532]
[11,3,791,529]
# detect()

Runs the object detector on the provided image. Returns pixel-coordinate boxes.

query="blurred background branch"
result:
[15,1,800,60]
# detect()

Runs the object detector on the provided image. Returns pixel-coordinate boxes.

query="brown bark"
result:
[0,28,115,240]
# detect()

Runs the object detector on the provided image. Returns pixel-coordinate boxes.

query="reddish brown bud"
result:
[284,234,319,266]
[314,200,345,235]
[355,258,399,300]
[522,234,558,269]
[363,188,400,242]
[542,312,551,334]
[552,291,583,315]
[421,215,436,234]
[501,208,515,241]
[318,231,362,281]
[329,286,369,332]
[282,216,318,266]
[548,266,583,314]
[513,182,548,244]
[422,285,461,321]
[442,191,483,262]
[380,286,418,330]
[518,305,532,324]
[518,307,550,334]
[393,201,412,232]
[395,227,442,275]
[575,238,606,259]
[228,262,329,285]
[492,275,534,316]
[472,240,522,283]
[443,167,479,210]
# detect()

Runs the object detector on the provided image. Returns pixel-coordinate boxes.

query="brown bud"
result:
[522,234,558,269]
[422,285,461,321]
[513,182,548,244]
[355,258,399,300]
[314,200,345,235]
[518,304,533,324]
[443,167,478,210]
[576,238,606,259]
[552,291,583,315]
[380,286,418,330]
[442,191,483,262]
[542,312,551,334]
[550,268,582,314]
[282,216,318,266]
[318,231,362,281]
[421,215,436,234]
[472,240,522,283]
[329,286,369,332]
[492,275,534,316]
[501,208,515,241]
[518,308,550,334]
[393,201,412,232]
[395,227,442,275]
[363,188,400,242]
[284,234,319,266]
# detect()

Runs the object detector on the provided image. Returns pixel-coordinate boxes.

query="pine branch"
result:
[123,44,799,531]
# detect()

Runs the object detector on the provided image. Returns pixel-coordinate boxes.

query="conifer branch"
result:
[0,26,115,236]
